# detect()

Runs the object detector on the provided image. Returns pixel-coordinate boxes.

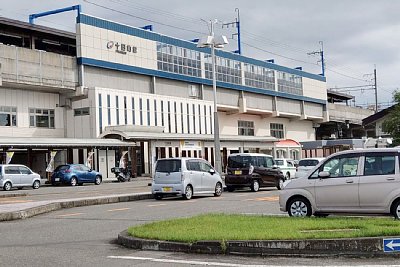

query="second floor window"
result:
[29,108,55,128]
[238,120,254,136]
[0,106,17,126]
[271,123,284,139]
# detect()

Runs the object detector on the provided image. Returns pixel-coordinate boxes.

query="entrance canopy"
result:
[0,137,135,148]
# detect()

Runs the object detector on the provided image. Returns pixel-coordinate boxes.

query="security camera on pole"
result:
[197,19,228,175]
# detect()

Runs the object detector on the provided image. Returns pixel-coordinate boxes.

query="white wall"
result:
[219,112,315,142]
[302,77,327,101]
[0,88,64,137]
[77,24,157,70]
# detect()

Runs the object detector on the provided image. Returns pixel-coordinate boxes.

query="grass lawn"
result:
[127,214,400,243]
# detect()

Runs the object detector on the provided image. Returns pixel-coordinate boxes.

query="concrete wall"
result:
[328,103,374,124]
[84,66,152,93]
[0,88,64,137]
[0,44,77,89]
[302,77,327,101]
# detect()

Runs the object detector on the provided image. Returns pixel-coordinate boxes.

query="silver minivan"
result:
[280,148,400,219]
[0,164,41,191]
[151,158,223,200]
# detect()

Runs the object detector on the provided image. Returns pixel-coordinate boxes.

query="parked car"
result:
[279,148,400,218]
[225,153,285,192]
[0,164,41,191]
[51,164,102,186]
[294,158,325,178]
[274,158,297,179]
[151,158,223,200]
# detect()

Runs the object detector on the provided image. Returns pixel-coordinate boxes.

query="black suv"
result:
[225,153,285,192]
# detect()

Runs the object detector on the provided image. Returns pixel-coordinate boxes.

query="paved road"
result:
[0,177,152,204]
[0,187,399,266]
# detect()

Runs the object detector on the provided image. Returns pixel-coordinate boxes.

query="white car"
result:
[151,158,223,200]
[294,158,324,178]
[280,148,400,219]
[274,158,297,180]
[0,164,41,191]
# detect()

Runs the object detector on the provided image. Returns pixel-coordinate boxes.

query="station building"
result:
[0,13,328,177]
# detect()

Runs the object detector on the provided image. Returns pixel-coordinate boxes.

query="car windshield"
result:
[275,160,284,166]
[299,159,320,167]
[55,165,70,172]
[155,159,181,173]
[228,155,255,168]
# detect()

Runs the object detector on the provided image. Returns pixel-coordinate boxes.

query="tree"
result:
[382,91,400,146]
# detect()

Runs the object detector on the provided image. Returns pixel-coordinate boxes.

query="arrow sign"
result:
[383,238,400,252]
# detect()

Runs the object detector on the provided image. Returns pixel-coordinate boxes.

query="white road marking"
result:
[148,203,167,207]
[107,207,131,212]
[107,256,267,266]
[57,213,83,217]
[107,256,400,267]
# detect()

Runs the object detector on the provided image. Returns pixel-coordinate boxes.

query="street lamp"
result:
[197,20,228,175]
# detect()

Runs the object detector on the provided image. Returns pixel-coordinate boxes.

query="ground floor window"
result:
[270,123,284,139]
[238,120,254,136]
[0,106,17,126]
[29,108,55,128]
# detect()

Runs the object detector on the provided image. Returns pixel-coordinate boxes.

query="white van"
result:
[151,158,223,200]
[0,164,41,191]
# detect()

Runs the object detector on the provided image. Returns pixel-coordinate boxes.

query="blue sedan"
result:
[51,164,102,186]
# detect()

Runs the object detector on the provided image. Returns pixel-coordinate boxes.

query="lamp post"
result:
[197,20,228,175]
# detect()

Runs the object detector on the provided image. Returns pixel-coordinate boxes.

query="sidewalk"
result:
[0,177,153,222]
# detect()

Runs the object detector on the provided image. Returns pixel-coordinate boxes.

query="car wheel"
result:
[70,177,78,187]
[183,185,193,200]
[32,180,40,189]
[154,194,163,200]
[3,182,12,191]
[214,182,223,197]
[288,197,312,217]
[227,186,235,192]
[285,172,290,180]
[391,200,400,219]
[95,175,102,185]
[277,178,285,190]
[250,179,260,192]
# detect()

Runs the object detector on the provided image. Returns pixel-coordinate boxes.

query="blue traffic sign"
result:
[383,238,400,252]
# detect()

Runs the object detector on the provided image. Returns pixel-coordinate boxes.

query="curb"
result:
[0,193,153,222]
[118,230,400,258]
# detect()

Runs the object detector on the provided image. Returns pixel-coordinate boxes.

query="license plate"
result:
[162,187,172,192]
[55,178,60,182]
[234,170,242,175]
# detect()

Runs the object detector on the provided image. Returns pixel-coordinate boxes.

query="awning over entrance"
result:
[0,137,135,148]
[275,139,301,147]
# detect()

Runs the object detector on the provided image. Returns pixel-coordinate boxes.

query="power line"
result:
[83,0,207,36]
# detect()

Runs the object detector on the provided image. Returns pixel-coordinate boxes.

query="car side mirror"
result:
[318,171,330,178]
[209,169,216,175]
[272,165,278,169]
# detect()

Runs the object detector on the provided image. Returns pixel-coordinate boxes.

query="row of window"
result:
[311,153,397,178]
[98,94,214,135]
[238,120,285,139]
[0,106,55,128]
[156,42,304,95]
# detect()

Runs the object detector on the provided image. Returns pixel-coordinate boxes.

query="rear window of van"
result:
[0,166,2,174]
[155,159,181,173]
[299,159,320,167]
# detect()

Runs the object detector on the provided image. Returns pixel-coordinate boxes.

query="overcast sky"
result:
[2,0,399,108]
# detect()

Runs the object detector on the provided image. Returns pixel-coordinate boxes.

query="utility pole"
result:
[374,66,378,113]
[222,8,241,55]
[308,41,325,76]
